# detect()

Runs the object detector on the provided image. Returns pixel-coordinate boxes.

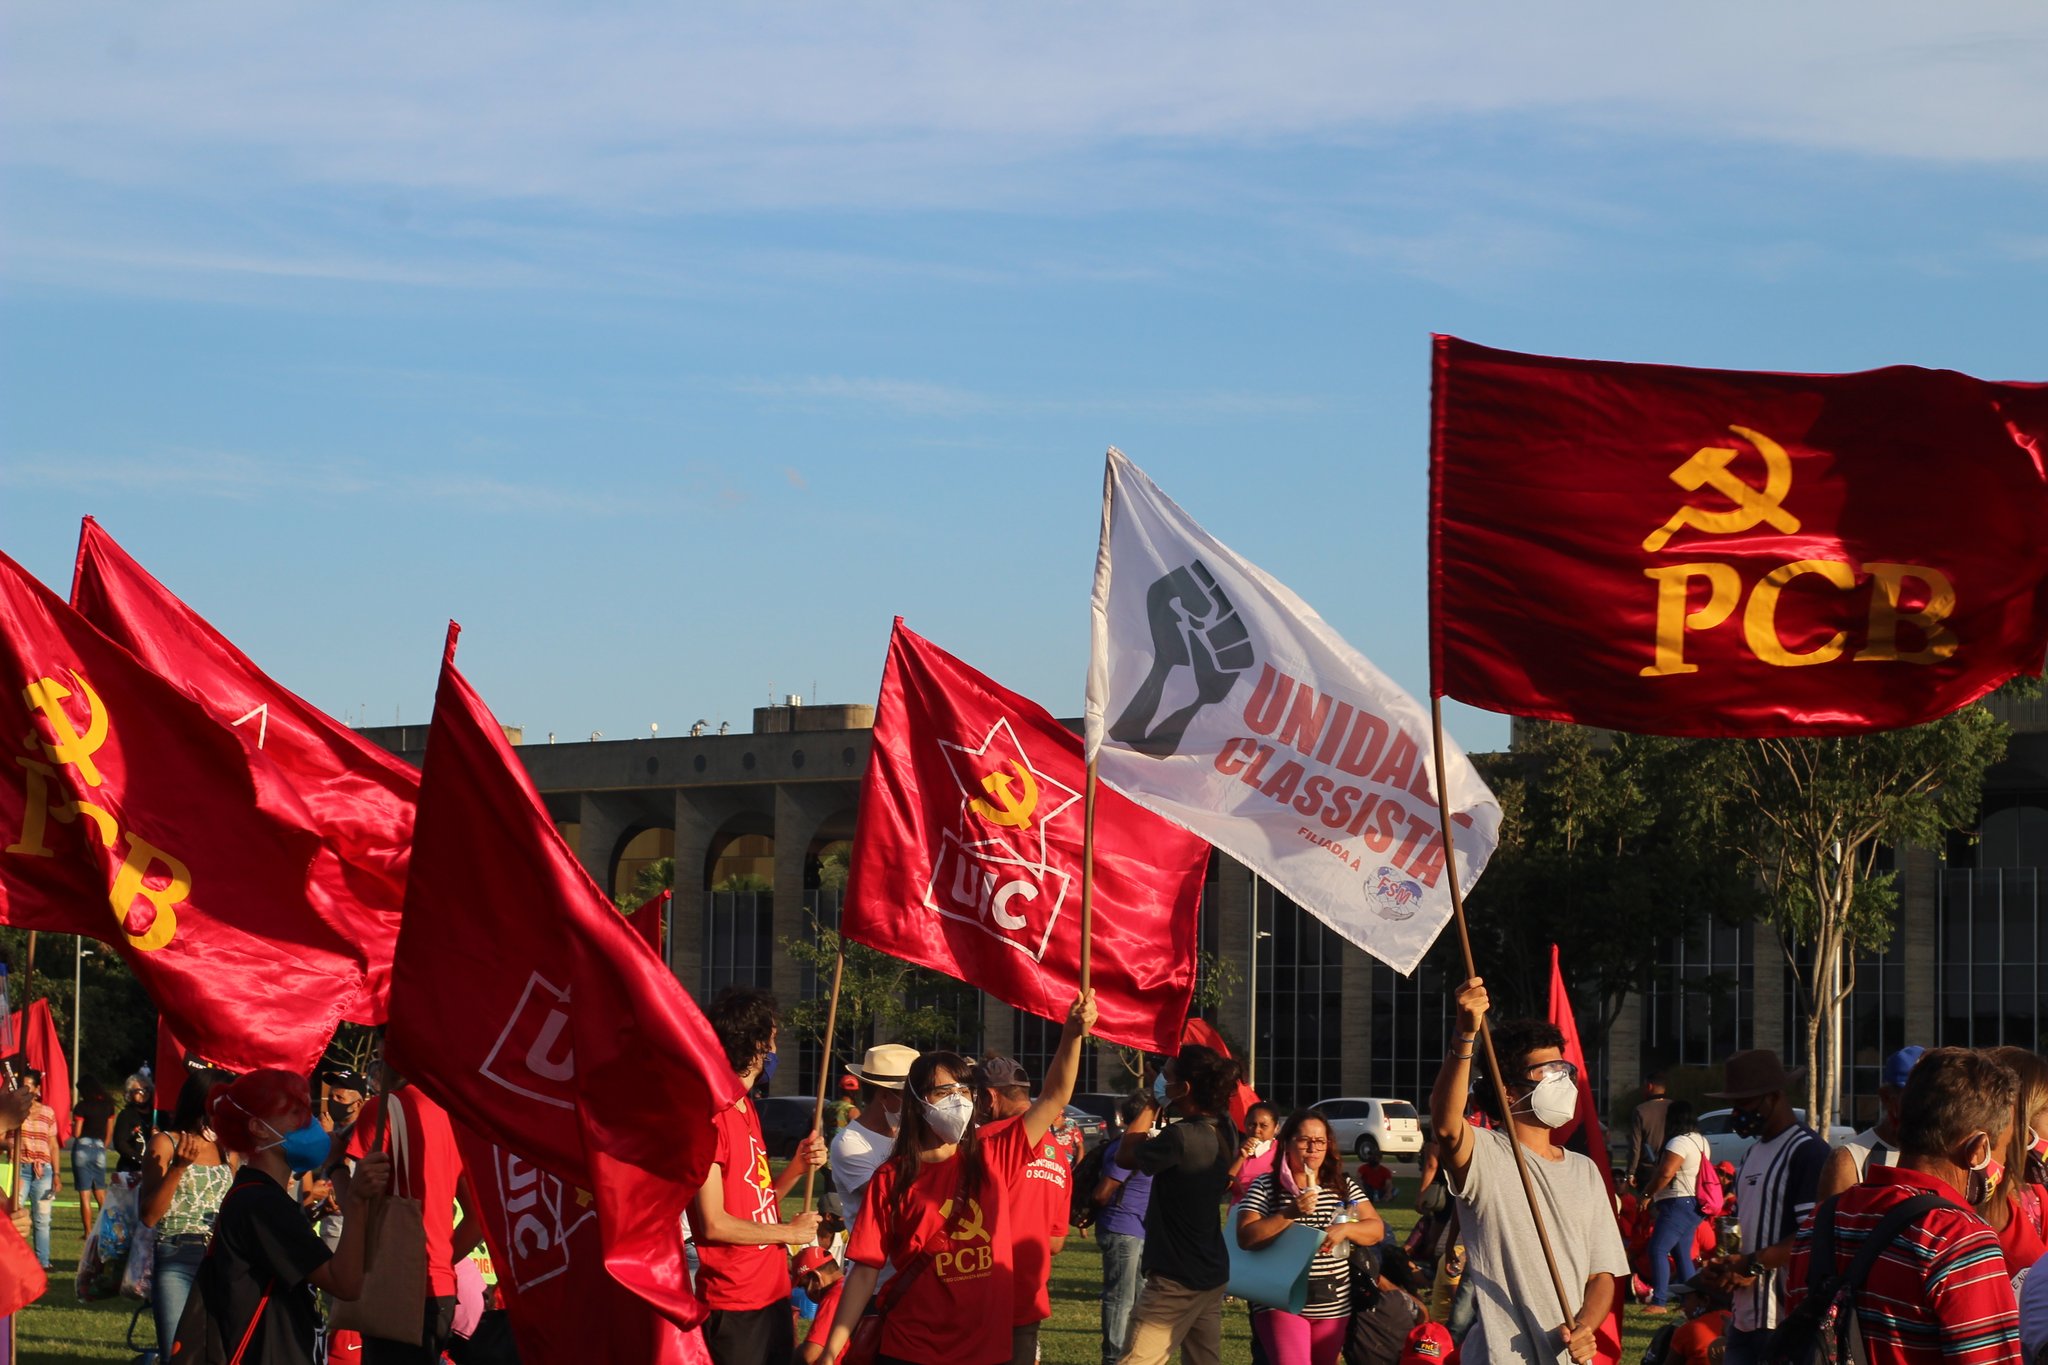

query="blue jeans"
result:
[1647,1197,1703,1305]
[1100,1231,1145,1364]
[21,1165,54,1267]
[1722,1325,1774,1365]
[154,1233,210,1357]
[70,1137,108,1192]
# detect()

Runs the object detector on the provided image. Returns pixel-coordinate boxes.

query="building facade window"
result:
[703,890,773,998]
[1938,866,2046,1053]
[1370,956,1452,1108]
[1642,917,1754,1073]
[1252,881,1344,1113]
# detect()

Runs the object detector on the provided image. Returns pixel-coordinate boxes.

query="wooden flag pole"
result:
[1079,759,1099,993]
[1429,696,1578,1331]
[799,940,847,1217]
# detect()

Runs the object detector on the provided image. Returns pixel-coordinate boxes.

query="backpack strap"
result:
[1815,1191,1946,1303]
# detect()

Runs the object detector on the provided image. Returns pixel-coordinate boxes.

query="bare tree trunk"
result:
[1802,1003,1823,1132]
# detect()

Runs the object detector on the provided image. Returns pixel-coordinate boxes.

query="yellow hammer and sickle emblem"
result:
[24,669,111,788]
[1641,425,1803,553]
[968,762,1039,830]
[940,1197,989,1243]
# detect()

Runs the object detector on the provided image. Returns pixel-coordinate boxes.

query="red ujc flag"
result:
[1431,336,2048,736]
[1545,944,1624,1365]
[452,1123,709,1365]
[71,518,415,1024]
[386,625,740,1332]
[0,550,367,1073]
[844,620,1208,1054]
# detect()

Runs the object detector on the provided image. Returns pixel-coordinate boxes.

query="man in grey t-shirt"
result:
[1430,978,1629,1365]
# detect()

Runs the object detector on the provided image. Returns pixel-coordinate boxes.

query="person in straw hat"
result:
[1700,1049,1829,1365]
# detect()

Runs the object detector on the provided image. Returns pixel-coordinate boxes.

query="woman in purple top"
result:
[1094,1094,1159,1365]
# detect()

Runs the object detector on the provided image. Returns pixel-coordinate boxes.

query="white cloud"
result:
[2,4,2043,222]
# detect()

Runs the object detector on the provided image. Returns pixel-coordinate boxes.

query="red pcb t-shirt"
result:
[981,1118,1071,1326]
[347,1088,463,1297]
[847,1120,1031,1365]
[687,1097,787,1311]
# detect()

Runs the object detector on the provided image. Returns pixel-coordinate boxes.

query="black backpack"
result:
[1765,1191,1943,1365]
[1070,1140,1118,1230]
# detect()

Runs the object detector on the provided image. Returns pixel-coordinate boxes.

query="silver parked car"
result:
[1306,1097,1426,1163]
[1695,1108,1856,1169]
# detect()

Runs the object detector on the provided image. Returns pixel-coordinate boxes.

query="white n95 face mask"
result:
[1527,1071,1579,1129]
[922,1093,975,1144]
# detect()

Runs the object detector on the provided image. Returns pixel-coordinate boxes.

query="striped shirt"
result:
[1733,1121,1829,1331]
[1786,1165,2022,1365]
[17,1103,59,1169]
[1239,1172,1369,1318]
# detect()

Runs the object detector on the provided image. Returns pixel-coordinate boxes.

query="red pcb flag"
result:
[0,551,367,1072]
[1547,944,1623,1365]
[452,1124,709,1365]
[1431,336,2048,736]
[386,625,740,1331]
[845,621,1208,1054]
[71,519,415,1023]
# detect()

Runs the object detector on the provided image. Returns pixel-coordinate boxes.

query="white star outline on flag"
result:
[936,717,1081,872]
[919,717,1084,964]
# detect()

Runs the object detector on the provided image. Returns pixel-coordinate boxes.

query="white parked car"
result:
[1307,1097,1426,1163]
[1695,1108,1856,1169]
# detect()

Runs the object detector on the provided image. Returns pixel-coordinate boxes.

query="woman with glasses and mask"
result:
[821,991,1096,1365]
[1428,978,1628,1365]
[1235,1111,1384,1365]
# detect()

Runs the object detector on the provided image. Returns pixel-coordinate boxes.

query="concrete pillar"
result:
[983,995,1015,1061]
[671,790,723,1000]
[575,791,636,901]
[1751,919,1786,1060]
[1897,843,1940,1046]
[1339,941,1373,1097]
[1213,857,1253,1079]
[772,784,846,1096]
[1606,991,1642,1115]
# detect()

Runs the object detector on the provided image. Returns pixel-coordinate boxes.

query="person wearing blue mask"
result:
[190,1069,393,1365]
[688,986,828,1365]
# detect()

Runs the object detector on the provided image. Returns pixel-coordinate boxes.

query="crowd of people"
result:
[6,974,2046,1365]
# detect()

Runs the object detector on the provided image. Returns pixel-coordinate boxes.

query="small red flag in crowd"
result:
[0,550,368,1073]
[843,620,1208,1055]
[1546,944,1623,1365]
[628,887,671,961]
[5,1000,71,1141]
[71,518,416,1023]
[386,624,740,1334]
[1431,336,2048,736]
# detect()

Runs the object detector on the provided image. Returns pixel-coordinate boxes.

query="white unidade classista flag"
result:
[1083,448,1499,975]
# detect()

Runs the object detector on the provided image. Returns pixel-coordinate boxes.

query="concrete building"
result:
[362,689,2048,1122]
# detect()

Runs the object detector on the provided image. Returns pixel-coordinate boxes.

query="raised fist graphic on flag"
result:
[1108,560,1255,758]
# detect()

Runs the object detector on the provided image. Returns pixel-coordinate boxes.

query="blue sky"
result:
[3,4,2043,753]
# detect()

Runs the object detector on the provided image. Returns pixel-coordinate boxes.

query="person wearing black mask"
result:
[1699,1050,1827,1365]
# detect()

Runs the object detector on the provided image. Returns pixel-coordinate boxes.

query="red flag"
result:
[627,889,670,962]
[451,1122,708,1365]
[4,1000,71,1140]
[71,519,415,1022]
[386,624,740,1331]
[0,551,366,1073]
[844,621,1209,1054]
[1546,944,1623,1365]
[1431,336,2048,736]
[0,1217,46,1319]
[1179,1017,1261,1130]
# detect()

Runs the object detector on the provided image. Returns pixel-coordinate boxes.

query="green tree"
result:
[1459,724,1745,1038]
[1700,702,2009,1133]
[779,918,971,1064]
[0,929,157,1092]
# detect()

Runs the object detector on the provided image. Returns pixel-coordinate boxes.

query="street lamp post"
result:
[1246,873,1273,1090]
[72,938,92,1091]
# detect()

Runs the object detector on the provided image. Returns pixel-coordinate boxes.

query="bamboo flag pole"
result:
[1078,759,1099,994]
[799,940,847,1216]
[1429,696,1578,1332]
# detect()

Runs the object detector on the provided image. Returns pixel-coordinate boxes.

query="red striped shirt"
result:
[1786,1165,2021,1365]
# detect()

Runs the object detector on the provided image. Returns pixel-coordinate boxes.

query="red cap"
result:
[792,1246,833,1276]
[1400,1322,1458,1365]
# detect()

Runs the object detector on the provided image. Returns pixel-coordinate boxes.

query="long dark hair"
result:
[883,1052,987,1255]
[1665,1100,1698,1138]
[171,1067,236,1135]
[1275,1110,1345,1190]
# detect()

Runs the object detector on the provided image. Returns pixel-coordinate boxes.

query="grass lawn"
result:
[15,1173,1664,1363]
